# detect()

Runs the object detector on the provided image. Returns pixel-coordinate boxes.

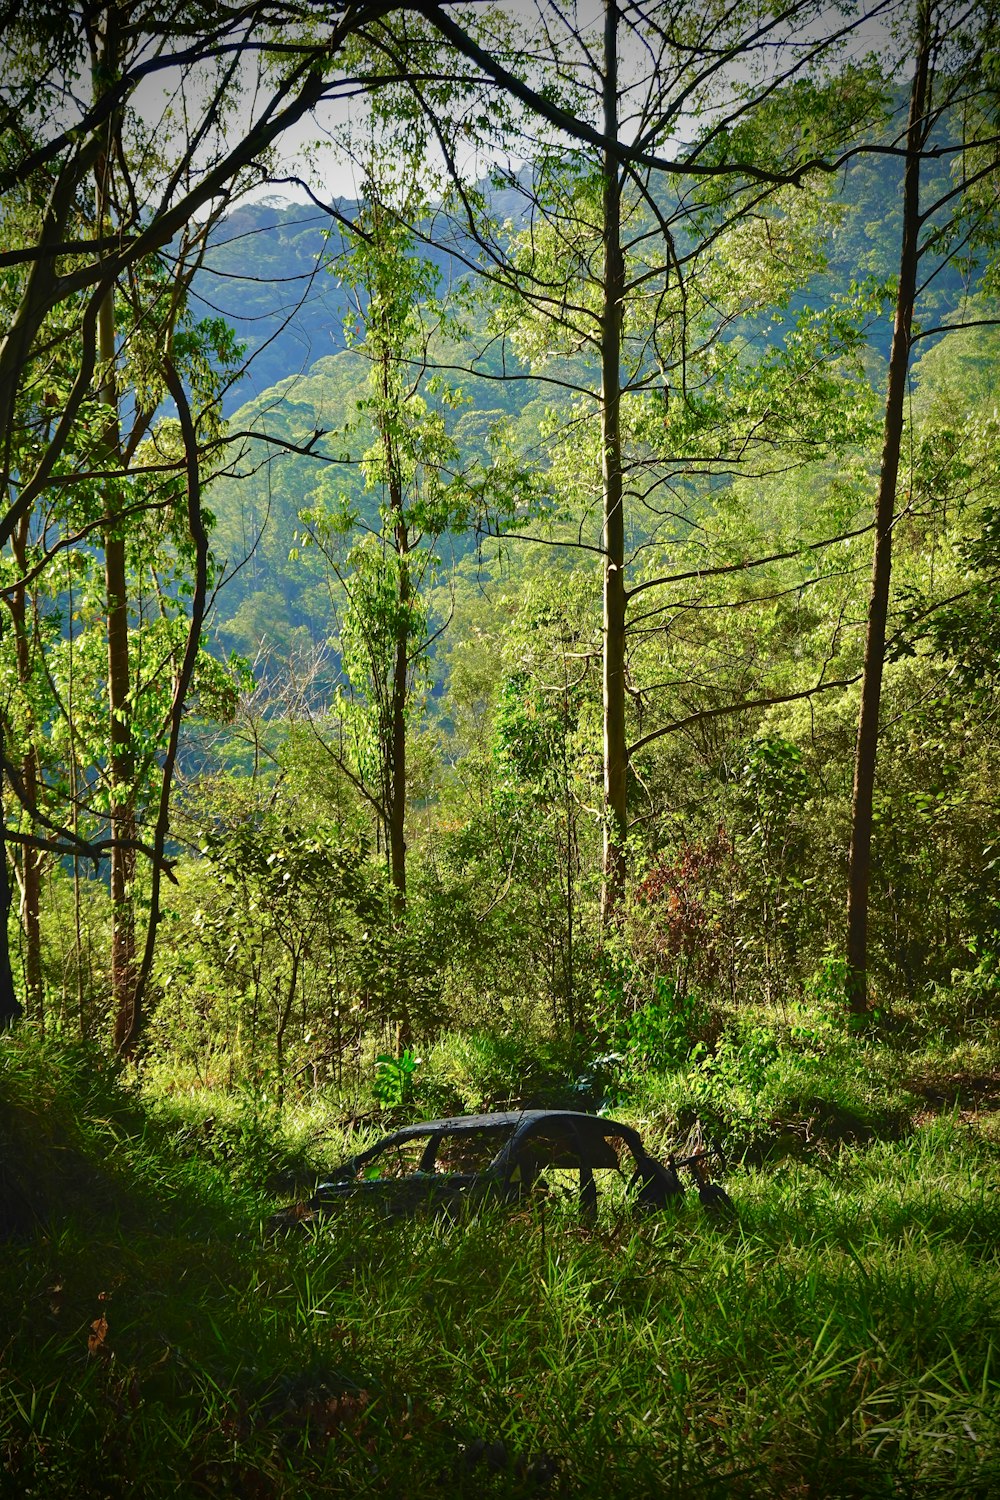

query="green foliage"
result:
[614,980,699,1068]
[147,787,387,1091]
[924,932,1000,1040]
[414,1027,585,1114]
[804,949,851,1016]
[9,0,1000,1237]
[372,1048,421,1110]
[8,8,1000,1487]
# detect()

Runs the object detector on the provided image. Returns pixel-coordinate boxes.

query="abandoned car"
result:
[272,1109,733,1227]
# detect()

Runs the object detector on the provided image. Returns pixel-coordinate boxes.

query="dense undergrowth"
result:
[3,1006,1000,1499]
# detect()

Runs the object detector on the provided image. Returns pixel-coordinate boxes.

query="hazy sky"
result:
[126,0,903,209]
[268,0,901,202]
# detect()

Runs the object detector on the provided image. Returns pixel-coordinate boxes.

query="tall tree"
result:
[445,0,889,921]
[88,4,139,1047]
[8,513,44,1021]
[600,0,627,921]
[845,0,1000,1014]
[296,166,477,1047]
[0,719,22,1028]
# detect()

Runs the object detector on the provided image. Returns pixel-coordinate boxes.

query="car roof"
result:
[352,1109,646,1161]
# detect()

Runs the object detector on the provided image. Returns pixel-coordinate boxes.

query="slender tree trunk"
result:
[389,506,409,920]
[600,0,627,924]
[67,573,87,1037]
[275,945,301,1110]
[15,760,43,1030]
[374,280,411,1050]
[10,517,43,1024]
[388,465,412,1053]
[105,386,138,1052]
[101,301,138,1054]
[89,10,138,1052]
[563,683,575,1031]
[845,1,931,1016]
[121,361,209,1052]
[0,718,23,1030]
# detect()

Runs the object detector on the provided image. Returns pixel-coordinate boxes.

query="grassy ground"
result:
[2,1014,1000,1498]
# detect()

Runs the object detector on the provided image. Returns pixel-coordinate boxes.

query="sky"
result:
[121,0,905,211]
[255,0,903,205]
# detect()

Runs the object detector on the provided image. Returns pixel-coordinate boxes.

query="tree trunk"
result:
[121,360,210,1051]
[563,683,576,1031]
[375,273,411,1050]
[10,516,44,1024]
[275,945,301,1110]
[845,1,931,1016]
[91,18,139,1051]
[600,0,627,924]
[105,333,138,1053]
[388,467,411,1054]
[389,507,409,921]
[0,720,23,1031]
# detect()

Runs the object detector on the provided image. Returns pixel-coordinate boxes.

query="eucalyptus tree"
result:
[431,0,892,921]
[845,0,1000,1015]
[293,150,489,1046]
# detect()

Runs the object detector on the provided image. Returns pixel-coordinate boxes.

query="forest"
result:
[2,1,1000,1495]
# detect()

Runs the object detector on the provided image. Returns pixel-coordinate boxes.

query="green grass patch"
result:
[3,1026,1000,1497]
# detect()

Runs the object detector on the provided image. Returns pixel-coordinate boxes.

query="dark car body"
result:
[274,1109,719,1227]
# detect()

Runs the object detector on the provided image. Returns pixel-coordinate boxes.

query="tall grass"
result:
[2,1027,1000,1497]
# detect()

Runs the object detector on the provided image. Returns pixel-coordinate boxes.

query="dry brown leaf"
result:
[87,1315,109,1355]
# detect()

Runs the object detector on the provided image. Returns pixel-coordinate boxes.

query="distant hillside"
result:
[190,192,500,412]
[205,326,548,667]
[190,199,357,411]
